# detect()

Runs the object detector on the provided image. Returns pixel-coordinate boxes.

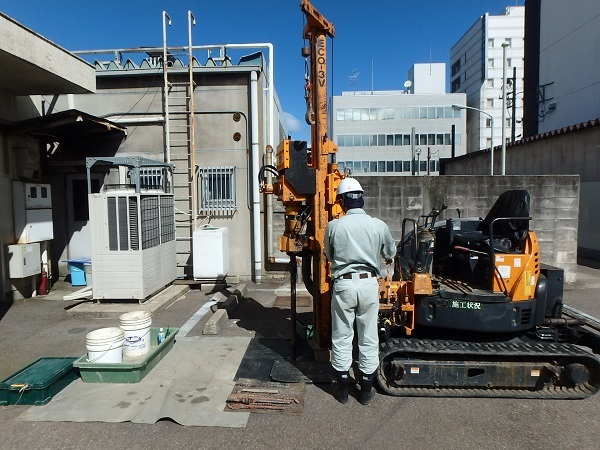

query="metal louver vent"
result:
[107,197,118,251]
[118,197,129,250]
[129,196,139,250]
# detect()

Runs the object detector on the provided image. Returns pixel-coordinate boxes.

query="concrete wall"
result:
[44,69,265,281]
[355,175,580,282]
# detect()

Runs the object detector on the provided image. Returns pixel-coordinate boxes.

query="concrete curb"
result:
[202,283,246,335]
[67,284,190,319]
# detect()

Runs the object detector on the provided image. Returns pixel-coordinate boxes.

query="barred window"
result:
[197,166,237,216]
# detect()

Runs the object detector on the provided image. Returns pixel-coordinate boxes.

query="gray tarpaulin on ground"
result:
[18,336,251,427]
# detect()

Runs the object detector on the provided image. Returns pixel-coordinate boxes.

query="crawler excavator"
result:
[259,0,600,399]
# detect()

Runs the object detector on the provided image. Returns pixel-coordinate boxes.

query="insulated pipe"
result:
[162,11,172,164]
[250,71,262,284]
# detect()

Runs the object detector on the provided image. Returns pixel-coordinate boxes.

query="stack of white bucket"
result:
[85,311,152,363]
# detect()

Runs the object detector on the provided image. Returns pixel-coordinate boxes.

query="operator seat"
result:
[452,189,531,253]
[448,190,531,287]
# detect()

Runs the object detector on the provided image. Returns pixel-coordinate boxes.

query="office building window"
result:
[488,58,494,68]
[504,38,512,47]
[428,134,435,145]
[403,161,411,172]
[386,161,394,172]
[370,161,377,172]
[451,78,461,92]
[394,134,402,145]
[444,134,451,145]
[451,59,461,76]
[386,135,394,146]
[486,118,492,128]
[403,134,411,145]
[377,134,385,146]
[394,161,403,172]
[436,134,444,145]
[488,38,494,48]
[487,98,494,107]
[487,79,494,88]
[378,161,386,172]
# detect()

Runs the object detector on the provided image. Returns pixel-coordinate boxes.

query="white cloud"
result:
[282,111,302,132]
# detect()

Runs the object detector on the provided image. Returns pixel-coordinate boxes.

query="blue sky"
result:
[0,0,522,142]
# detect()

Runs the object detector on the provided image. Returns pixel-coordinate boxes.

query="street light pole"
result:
[501,42,509,175]
[452,104,494,175]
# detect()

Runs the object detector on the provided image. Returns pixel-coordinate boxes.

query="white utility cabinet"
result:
[12,181,54,243]
[193,226,229,279]
[7,243,41,278]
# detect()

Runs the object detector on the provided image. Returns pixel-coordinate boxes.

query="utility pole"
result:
[501,42,509,175]
[511,67,517,143]
[427,147,431,176]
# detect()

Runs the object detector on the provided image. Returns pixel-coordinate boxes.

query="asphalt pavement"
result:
[1,266,600,450]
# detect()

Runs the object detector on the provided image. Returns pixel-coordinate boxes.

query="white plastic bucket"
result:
[86,327,125,363]
[119,311,152,358]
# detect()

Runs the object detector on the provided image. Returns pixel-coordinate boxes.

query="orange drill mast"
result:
[261,0,341,358]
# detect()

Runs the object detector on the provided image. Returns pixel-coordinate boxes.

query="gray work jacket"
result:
[324,208,396,280]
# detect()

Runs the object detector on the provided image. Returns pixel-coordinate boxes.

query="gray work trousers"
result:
[330,276,379,375]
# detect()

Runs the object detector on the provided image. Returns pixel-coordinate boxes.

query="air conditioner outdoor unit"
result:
[89,190,176,301]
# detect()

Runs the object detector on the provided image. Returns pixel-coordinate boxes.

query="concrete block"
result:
[210,295,239,315]
[203,309,229,335]
[233,283,247,300]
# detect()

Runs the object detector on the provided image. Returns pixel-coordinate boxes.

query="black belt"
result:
[340,272,376,280]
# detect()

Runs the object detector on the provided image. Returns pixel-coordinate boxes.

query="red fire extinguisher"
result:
[39,269,49,295]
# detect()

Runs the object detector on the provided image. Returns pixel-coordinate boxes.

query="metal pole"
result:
[511,66,517,143]
[489,116,494,176]
[501,42,509,175]
[427,147,431,176]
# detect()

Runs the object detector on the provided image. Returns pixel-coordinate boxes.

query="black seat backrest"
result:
[477,189,530,247]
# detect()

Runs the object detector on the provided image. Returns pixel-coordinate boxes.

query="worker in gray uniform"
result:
[324,177,396,405]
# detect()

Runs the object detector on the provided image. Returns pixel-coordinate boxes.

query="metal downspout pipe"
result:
[251,71,262,284]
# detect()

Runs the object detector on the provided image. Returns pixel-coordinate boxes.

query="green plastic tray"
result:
[0,357,78,406]
[73,327,178,383]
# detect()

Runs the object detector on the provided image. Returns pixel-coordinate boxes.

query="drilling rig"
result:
[260,0,600,399]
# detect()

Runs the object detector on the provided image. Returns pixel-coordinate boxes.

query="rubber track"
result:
[377,338,600,399]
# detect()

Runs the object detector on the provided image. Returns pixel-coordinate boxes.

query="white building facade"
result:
[331,90,467,176]
[450,6,525,153]
[532,1,600,134]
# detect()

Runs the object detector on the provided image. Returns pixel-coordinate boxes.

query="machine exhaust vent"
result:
[521,308,533,325]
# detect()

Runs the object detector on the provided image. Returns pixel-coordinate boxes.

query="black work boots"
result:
[335,371,350,404]
[358,371,375,405]
[334,370,375,405]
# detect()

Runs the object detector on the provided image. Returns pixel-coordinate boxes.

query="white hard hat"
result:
[337,177,363,196]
